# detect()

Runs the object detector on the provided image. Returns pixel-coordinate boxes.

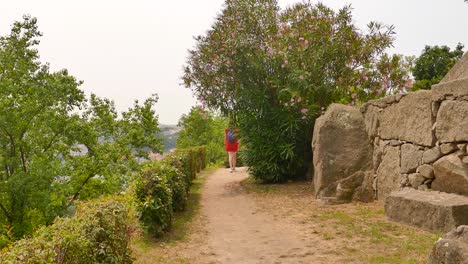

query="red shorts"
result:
[225,141,239,152]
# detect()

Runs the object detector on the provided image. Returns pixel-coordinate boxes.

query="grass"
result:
[241,177,440,264]
[131,168,214,264]
[315,205,438,263]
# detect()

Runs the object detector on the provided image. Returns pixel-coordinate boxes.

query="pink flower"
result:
[267,47,274,56]
[301,108,308,114]
[299,75,305,80]
[404,80,414,88]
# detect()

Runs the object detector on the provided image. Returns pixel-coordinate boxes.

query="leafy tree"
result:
[183,1,411,182]
[412,43,464,90]
[0,16,162,240]
[177,106,227,165]
[0,16,85,237]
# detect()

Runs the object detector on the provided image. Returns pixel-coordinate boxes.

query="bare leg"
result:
[232,151,237,170]
[228,152,234,170]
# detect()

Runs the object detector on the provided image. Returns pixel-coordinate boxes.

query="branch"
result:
[20,147,27,173]
[67,172,95,207]
[0,202,12,224]
[42,133,59,153]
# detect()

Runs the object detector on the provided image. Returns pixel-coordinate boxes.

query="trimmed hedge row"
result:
[134,146,206,237]
[0,197,132,264]
[0,146,207,262]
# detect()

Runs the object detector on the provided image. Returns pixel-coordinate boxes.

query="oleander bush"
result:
[0,197,133,264]
[183,1,414,182]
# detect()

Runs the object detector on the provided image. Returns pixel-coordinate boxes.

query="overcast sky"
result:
[1,0,467,124]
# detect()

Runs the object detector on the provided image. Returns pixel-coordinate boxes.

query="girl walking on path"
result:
[225,126,239,172]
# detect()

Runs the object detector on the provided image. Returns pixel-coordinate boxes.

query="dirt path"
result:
[202,167,326,264]
[133,167,437,264]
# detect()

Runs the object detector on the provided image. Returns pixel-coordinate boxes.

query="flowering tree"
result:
[184,1,412,182]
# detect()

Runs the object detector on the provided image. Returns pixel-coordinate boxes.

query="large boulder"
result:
[385,188,468,233]
[378,90,434,147]
[312,104,373,203]
[432,154,468,196]
[435,100,468,143]
[428,225,468,264]
[376,146,401,200]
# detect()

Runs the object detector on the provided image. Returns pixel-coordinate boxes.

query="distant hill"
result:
[159,124,182,153]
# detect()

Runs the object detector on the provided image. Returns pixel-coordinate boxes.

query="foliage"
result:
[154,161,188,212]
[0,197,133,264]
[183,1,412,182]
[134,165,173,237]
[177,106,228,165]
[412,43,464,90]
[0,16,162,240]
[133,146,206,237]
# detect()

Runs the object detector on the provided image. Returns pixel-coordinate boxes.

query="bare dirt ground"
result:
[133,167,438,264]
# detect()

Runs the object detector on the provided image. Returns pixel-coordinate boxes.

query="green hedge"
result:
[0,146,208,262]
[134,146,206,237]
[134,166,173,237]
[0,197,132,264]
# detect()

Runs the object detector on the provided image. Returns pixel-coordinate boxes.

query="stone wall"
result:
[312,53,468,203]
[360,85,467,201]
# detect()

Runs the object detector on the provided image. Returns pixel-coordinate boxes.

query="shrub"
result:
[162,153,192,193]
[158,161,188,212]
[174,148,197,180]
[134,167,173,237]
[133,146,207,237]
[0,197,133,263]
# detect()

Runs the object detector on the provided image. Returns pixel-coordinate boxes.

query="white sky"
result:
[1,0,467,124]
